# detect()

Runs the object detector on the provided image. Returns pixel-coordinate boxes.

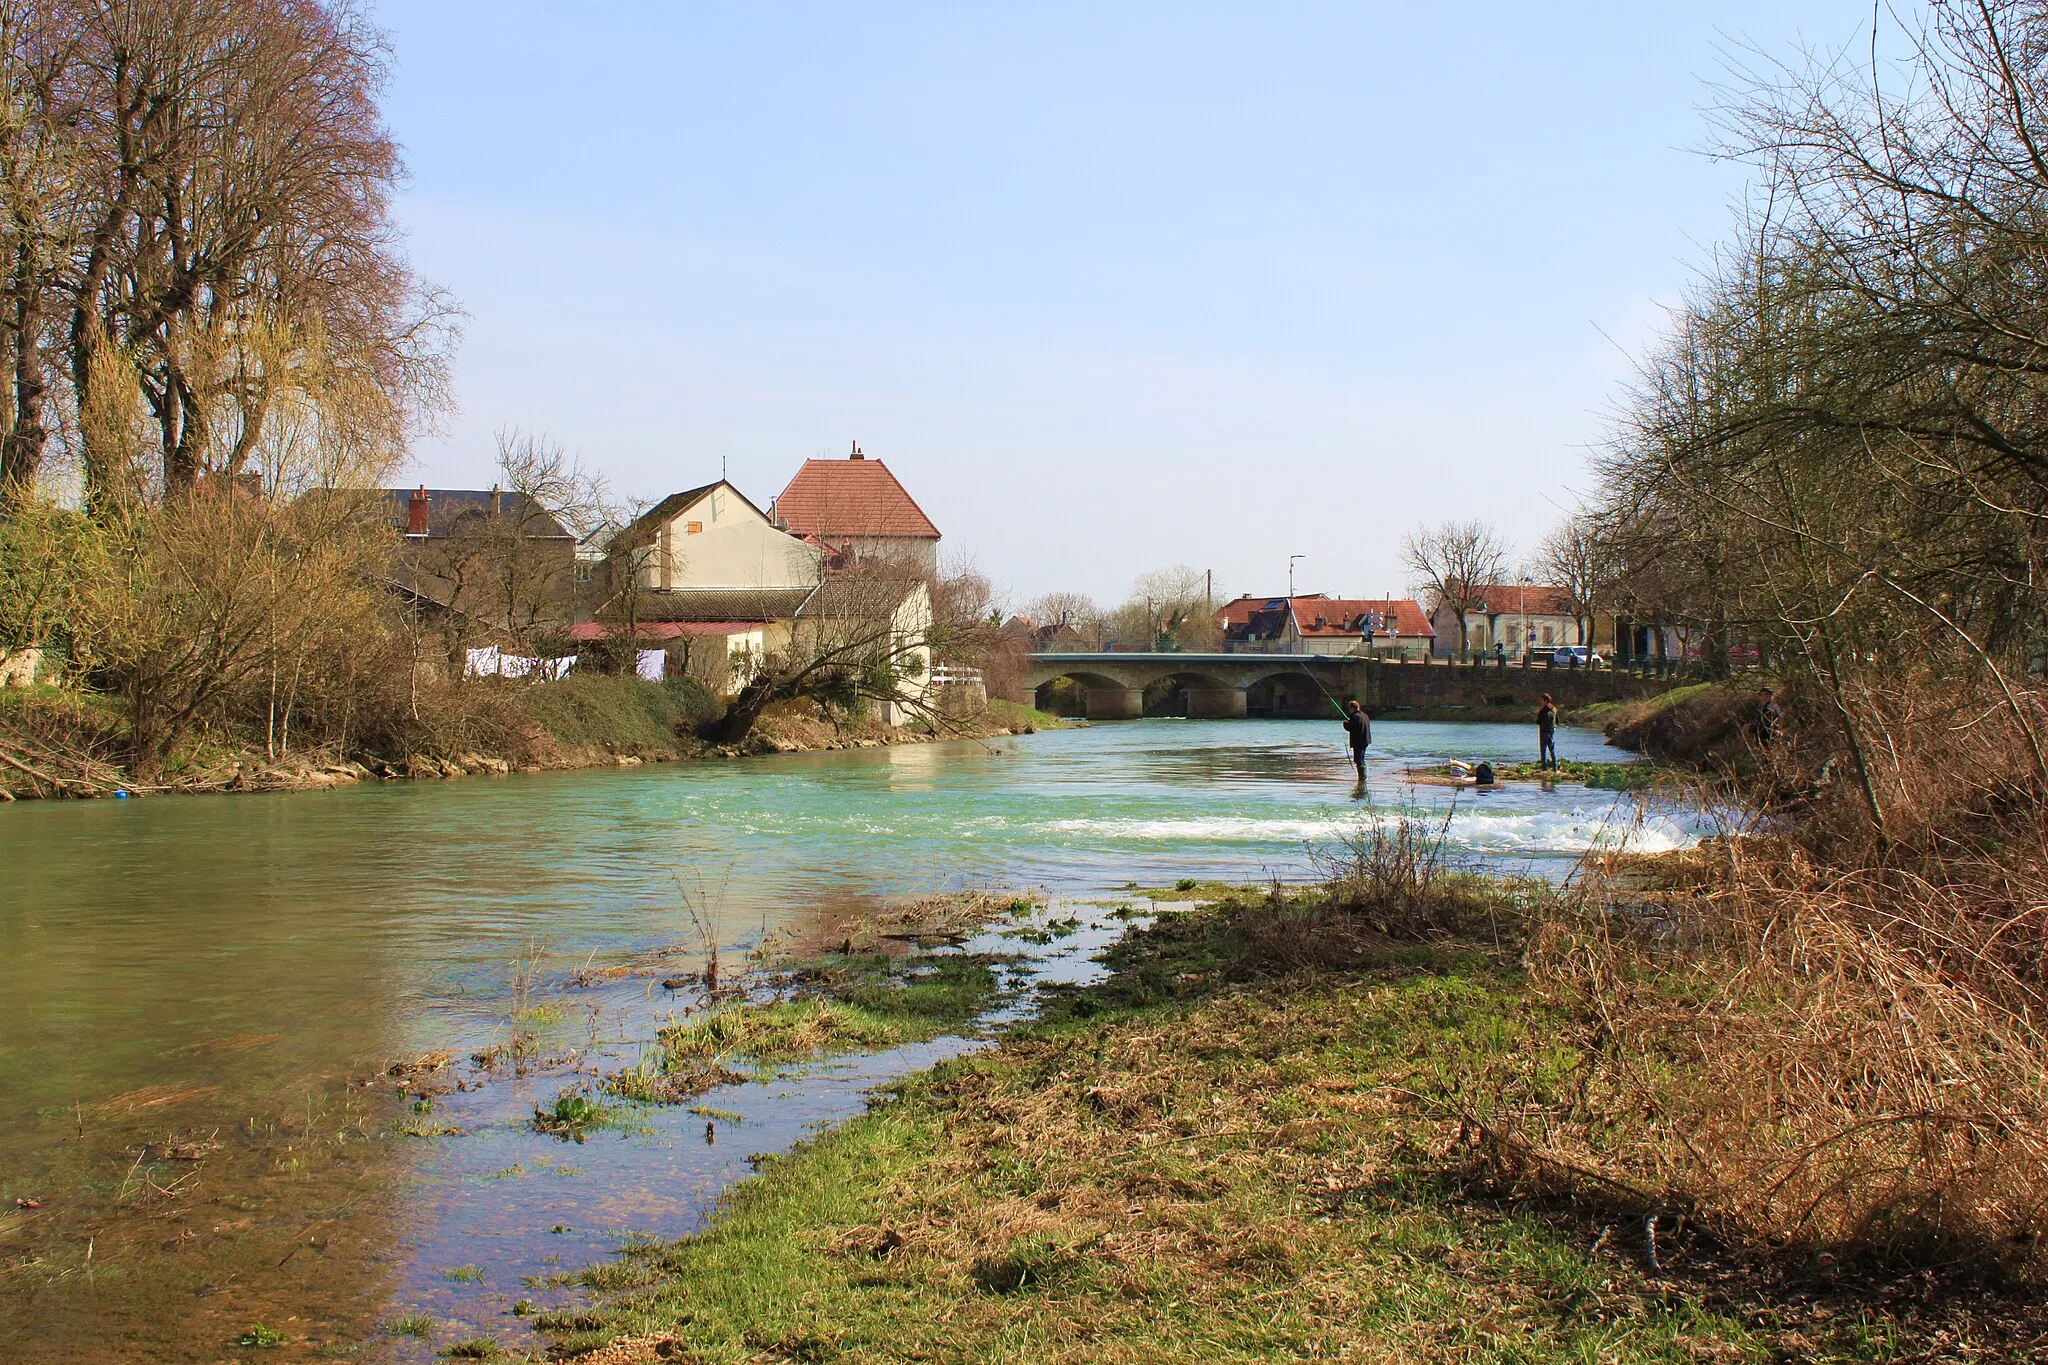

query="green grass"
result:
[1490,759,1670,790]
[517,673,718,753]
[983,698,1071,731]
[532,1091,616,1141]
[542,889,1988,1363]
[385,1314,436,1340]
[662,954,1006,1066]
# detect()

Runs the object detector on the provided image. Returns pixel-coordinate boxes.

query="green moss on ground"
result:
[545,891,2001,1363]
[660,954,1010,1068]
[1487,759,1669,790]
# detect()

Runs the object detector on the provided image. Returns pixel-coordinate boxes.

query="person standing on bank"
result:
[1536,692,1559,771]
[1342,699,1372,779]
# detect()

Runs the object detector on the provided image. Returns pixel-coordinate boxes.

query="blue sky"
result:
[380,1,1877,606]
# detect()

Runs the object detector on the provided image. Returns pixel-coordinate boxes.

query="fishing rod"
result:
[1301,660,1376,807]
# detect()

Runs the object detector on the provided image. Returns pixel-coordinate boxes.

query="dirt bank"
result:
[0,682,1066,802]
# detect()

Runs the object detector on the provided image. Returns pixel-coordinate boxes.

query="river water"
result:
[0,718,1693,1362]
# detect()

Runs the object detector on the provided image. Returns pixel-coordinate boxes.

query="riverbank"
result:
[0,678,1066,801]
[541,876,2046,1364]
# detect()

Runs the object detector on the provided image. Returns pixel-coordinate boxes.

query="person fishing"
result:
[1342,698,1372,779]
[1535,692,1559,771]
[1754,684,1782,748]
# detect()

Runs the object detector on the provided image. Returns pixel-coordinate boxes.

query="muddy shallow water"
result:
[0,719,1699,1361]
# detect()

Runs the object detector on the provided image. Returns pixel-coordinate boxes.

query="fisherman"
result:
[1536,692,1559,772]
[1754,684,1782,748]
[1342,699,1372,779]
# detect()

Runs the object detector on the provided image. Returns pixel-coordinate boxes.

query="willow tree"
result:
[0,0,452,506]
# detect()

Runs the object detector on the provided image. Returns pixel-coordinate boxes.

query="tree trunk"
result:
[0,244,47,500]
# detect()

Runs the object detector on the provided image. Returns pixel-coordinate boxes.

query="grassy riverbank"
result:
[0,676,1067,800]
[541,877,2045,1363]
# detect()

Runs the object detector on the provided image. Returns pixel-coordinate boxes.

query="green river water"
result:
[0,718,1698,1362]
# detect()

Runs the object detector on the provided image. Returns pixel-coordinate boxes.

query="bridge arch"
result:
[1246,669,1351,719]
[1033,669,1131,719]
[1140,669,1236,718]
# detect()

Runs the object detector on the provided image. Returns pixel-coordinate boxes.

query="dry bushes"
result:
[1492,684,2048,1280]
[1314,813,1530,943]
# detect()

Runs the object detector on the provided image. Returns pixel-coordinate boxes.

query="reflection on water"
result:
[0,718,1687,1360]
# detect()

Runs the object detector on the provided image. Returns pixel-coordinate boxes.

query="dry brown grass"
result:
[1475,678,2048,1280]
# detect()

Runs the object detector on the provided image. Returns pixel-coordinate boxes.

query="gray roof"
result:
[637,587,818,623]
[795,574,925,618]
[382,488,575,540]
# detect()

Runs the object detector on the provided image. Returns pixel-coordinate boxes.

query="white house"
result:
[621,480,824,595]
[794,574,935,726]
[773,444,943,575]
[1429,584,1585,658]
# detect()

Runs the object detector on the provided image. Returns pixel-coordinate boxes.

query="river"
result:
[0,717,1696,1361]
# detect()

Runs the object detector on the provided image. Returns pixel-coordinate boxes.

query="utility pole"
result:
[1288,554,1304,599]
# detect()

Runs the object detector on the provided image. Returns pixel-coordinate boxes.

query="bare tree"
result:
[1533,513,1616,649]
[0,0,86,504]
[1403,520,1509,657]
[0,0,457,505]
[1025,590,1104,647]
[704,565,942,746]
[406,429,597,666]
[1112,565,1222,651]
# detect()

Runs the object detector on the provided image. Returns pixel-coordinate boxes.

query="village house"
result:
[793,572,936,726]
[575,479,825,691]
[772,443,942,575]
[378,485,582,660]
[1428,583,1589,659]
[1215,594,1435,660]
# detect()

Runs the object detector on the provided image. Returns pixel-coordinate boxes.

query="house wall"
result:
[838,535,940,576]
[663,624,785,694]
[884,582,935,725]
[645,488,824,591]
[1431,607,1585,656]
[1490,613,1583,652]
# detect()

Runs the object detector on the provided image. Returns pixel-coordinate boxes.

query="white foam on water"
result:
[1042,816,1362,843]
[1040,806,1702,857]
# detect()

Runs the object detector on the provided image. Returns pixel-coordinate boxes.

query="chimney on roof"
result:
[849,441,864,461]
[489,483,503,517]
[407,485,430,536]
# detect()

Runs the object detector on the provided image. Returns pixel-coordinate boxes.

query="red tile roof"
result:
[774,452,941,541]
[1471,584,1576,617]
[1291,597,1434,639]
[1215,595,1434,640]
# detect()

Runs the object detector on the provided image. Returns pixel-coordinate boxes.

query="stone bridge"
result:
[1025,652,1678,720]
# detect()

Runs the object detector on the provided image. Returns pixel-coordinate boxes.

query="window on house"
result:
[685,521,704,535]
[1541,626,1555,645]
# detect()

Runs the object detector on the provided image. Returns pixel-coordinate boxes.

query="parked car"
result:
[1550,646,1605,669]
